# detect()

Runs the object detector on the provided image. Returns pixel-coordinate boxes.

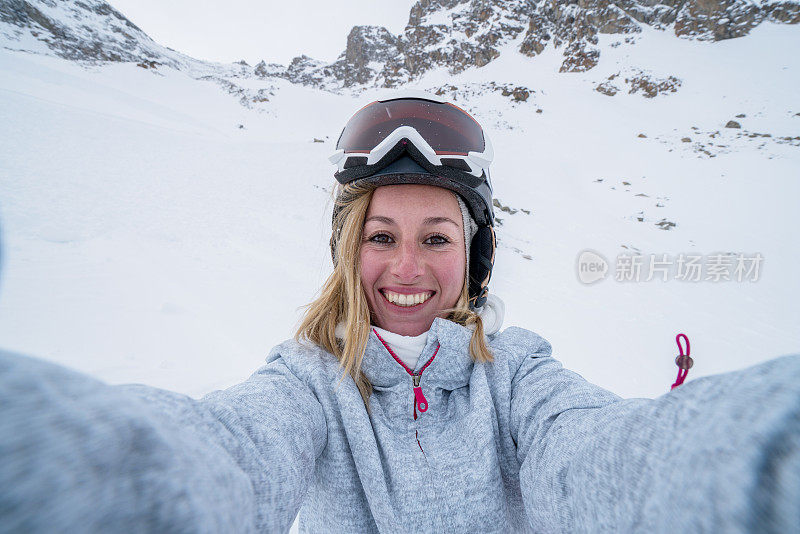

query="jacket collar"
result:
[360,318,475,390]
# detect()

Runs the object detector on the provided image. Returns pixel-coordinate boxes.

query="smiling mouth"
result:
[381,290,435,308]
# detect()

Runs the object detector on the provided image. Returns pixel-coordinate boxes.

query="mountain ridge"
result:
[1,0,798,93]
[272,0,800,89]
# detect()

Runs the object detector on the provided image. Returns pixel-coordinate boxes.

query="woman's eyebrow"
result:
[364,215,460,227]
[423,216,460,228]
[364,215,395,225]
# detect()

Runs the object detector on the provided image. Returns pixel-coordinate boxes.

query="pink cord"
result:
[671,333,692,390]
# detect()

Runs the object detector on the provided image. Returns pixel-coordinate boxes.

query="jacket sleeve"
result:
[0,348,327,533]
[509,341,800,533]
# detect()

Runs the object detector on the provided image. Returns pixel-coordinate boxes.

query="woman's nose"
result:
[390,242,423,281]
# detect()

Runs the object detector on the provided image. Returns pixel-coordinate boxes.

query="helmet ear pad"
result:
[468,226,496,309]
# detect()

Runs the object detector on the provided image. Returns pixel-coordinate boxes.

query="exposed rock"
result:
[609,0,681,25]
[596,81,620,96]
[500,85,531,101]
[560,40,601,72]
[726,120,742,128]
[493,198,518,214]
[250,88,271,103]
[625,70,682,97]
[254,60,283,78]
[433,82,535,104]
[599,69,681,97]
[329,26,402,87]
[521,0,643,72]
[763,0,800,22]
[283,55,332,88]
[776,135,800,145]
[401,0,529,79]
[674,0,762,41]
[591,0,643,33]
[764,1,800,21]
[682,137,692,142]
[519,13,550,56]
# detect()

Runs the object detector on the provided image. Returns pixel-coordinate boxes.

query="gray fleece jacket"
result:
[1,317,799,533]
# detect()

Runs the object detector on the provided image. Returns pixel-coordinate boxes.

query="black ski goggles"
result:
[330,97,493,176]
[329,96,495,225]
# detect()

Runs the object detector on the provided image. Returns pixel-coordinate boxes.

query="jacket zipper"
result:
[411,375,426,453]
[373,328,440,426]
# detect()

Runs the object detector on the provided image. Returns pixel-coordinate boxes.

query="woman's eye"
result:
[368,233,393,244]
[425,234,450,245]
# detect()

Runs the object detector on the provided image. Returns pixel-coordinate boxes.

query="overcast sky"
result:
[111,0,418,66]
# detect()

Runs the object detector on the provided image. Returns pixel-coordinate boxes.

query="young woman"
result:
[1,94,799,533]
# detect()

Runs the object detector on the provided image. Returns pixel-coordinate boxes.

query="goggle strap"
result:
[335,140,486,189]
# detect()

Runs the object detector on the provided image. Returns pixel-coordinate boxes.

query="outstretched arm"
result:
[511,349,800,533]
[0,348,326,532]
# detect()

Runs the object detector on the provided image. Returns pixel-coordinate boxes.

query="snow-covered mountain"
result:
[0,0,185,65]
[0,0,279,103]
[3,0,799,91]
[0,0,799,403]
[284,0,800,89]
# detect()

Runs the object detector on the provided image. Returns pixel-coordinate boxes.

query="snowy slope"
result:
[1,7,799,402]
[436,25,800,396]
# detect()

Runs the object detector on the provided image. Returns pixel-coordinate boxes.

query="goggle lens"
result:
[336,99,485,155]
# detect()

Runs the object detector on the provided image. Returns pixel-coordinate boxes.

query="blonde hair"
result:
[295,182,493,405]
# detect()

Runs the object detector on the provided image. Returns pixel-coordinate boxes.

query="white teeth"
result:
[383,291,432,307]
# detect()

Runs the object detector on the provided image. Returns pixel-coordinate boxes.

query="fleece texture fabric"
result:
[1,318,799,533]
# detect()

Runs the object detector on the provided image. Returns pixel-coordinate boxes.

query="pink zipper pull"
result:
[413,374,428,413]
[670,333,693,390]
[372,329,439,421]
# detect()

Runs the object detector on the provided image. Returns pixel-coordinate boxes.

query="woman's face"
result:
[360,184,466,336]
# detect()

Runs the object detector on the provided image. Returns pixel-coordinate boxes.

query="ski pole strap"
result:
[671,333,692,390]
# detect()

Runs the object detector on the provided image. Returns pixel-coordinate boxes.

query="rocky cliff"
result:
[278,0,800,88]
[2,0,798,91]
[0,0,175,64]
